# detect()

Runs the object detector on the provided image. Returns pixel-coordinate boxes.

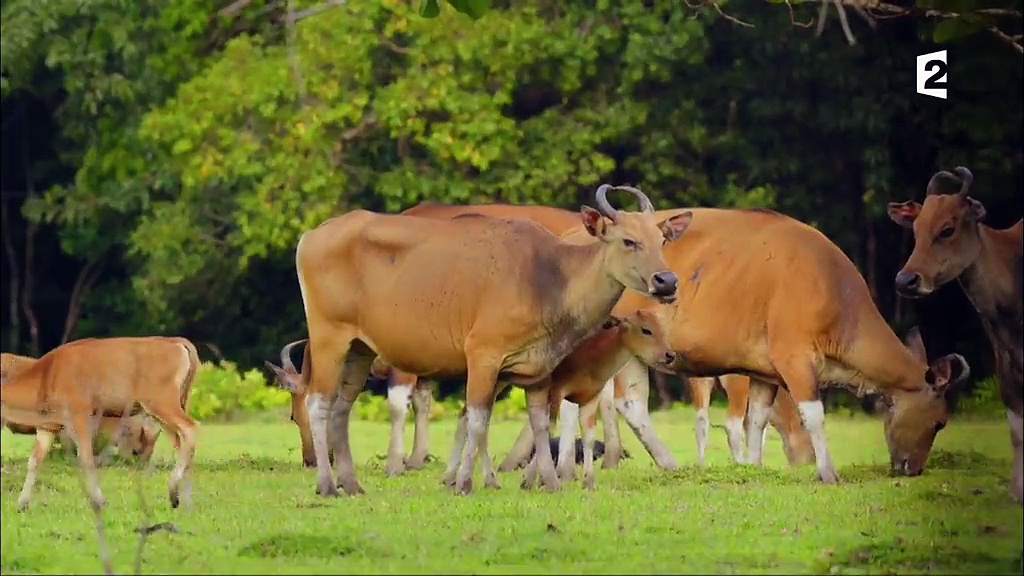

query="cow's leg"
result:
[689,376,715,466]
[498,419,535,472]
[406,381,432,469]
[768,386,816,467]
[66,411,106,511]
[385,380,413,477]
[442,406,469,486]
[745,379,778,466]
[599,380,624,469]
[302,332,354,497]
[330,350,374,495]
[580,397,600,490]
[454,358,499,496]
[614,358,679,470]
[721,375,750,464]
[143,401,199,510]
[556,399,578,481]
[773,354,838,484]
[522,383,561,492]
[1009,408,1023,505]
[17,429,57,512]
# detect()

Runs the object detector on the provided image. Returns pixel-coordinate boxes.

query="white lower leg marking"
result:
[797,400,837,482]
[557,400,579,472]
[306,392,335,494]
[580,399,599,489]
[386,385,412,474]
[443,411,468,483]
[745,402,770,465]
[456,406,487,491]
[18,430,56,511]
[724,415,745,464]
[694,407,710,465]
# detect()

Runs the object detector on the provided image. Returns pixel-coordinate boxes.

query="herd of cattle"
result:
[0,166,1021,516]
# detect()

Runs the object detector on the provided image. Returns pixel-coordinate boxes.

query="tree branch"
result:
[61,257,106,345]
[1,200,21,352]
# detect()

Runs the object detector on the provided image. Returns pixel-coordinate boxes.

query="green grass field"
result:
[2,406,1022,575]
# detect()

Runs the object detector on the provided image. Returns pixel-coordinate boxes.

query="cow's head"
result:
[580,185,692,304]
[122,418,162,462]
[611,309,677,371]
[887,166,987,297]
[882,327,970,476]
[265,339,317,467]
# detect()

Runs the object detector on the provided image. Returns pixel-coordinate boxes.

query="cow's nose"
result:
[895,271,921,294]
[651,271,678,295]
[663,351,677,364]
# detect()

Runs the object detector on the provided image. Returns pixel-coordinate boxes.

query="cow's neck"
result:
[958,224,1021,326]
[559,241,626,332]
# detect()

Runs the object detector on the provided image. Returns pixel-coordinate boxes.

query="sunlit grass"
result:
[2,406,1021,574]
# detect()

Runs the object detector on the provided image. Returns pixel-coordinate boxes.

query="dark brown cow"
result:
[275,185,691,496]
[888,166,1023,502]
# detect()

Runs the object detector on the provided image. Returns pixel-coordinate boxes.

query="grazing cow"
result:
[413,201,973,481]
[275,185,691,496]
[268,341,432,475]
[887,166,1023,502]
[1,352,161,462]
[0,337,200,511]
[445,309,678,490]
[688,375,814,466]
[400,201,814,471]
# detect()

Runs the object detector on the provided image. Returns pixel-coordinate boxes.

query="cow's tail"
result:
[178,339,201,412]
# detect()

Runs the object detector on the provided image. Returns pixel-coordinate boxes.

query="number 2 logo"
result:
[923,59,948,90]
[916,50,949,100]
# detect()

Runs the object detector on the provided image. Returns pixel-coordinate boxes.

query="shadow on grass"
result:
[817,537,1022,575]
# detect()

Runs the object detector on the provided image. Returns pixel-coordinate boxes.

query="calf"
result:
[446,310,677,490]
[888,166,1023,502]
[1,352,160,463]
[0,337,200,511]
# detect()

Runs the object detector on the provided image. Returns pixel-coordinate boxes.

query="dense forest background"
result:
[1,0,1021,406]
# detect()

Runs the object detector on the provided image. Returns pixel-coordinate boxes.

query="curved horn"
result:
[925,170,955,196]
[614,185,655,213]
[279,339,307,374]
[595,184,620,222]
[953,166,973,196]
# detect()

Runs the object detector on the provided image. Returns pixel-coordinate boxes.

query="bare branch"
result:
[785,0,815,27]
[217,0,254,18]
[378,33,413,54]
[61,257,106,345]
[293,0,347,22]
[711,1,755,27]
[989,25,1024,54]
[285,0,307,104]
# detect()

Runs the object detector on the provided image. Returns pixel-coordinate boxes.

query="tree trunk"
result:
[20,142,39,356]
[61,257,105,345]
[1,201,21,352]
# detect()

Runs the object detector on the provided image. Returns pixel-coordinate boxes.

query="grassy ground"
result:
[1,406,1022,575]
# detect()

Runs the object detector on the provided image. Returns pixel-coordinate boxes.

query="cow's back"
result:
[402,202,581,235]
[615,207,878,377]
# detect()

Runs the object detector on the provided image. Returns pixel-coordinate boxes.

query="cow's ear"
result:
[581,206,608,238]
[887,201,921,228]
[963,196,987,222]
[602,315,623,330]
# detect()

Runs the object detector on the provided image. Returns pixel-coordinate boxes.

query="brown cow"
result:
[405,202,970,482]
[1,351,161,463]
[0,337,200,511]
[400,201,813,471]
[267,342,432,475]
[688,375,814,466]
[445,309,677,490]
[275,185,690,496]
[887,166,1023,502]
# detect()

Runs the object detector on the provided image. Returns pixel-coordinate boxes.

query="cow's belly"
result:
[1,406,63,431]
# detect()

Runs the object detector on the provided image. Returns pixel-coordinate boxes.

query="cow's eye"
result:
[622,238,638,249]
[937,226,955,240]
[641,327,653,336]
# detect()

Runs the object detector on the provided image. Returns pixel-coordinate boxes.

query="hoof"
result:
[583,476,596,491]
[484,475,501,490]
[16,498,30,513]
[337,478,365,495]
[455,478,473,495]
[542,478,562,493]
[441,472,457,487]
[601,457,621,470]
[404,455,428,470]
[302,459,317,469]
[817,468,841,484]
[384,461,406,477]
[316,481,341,497]
[556,466,576,482]
[169,491,180,509]
[655,456,680,471]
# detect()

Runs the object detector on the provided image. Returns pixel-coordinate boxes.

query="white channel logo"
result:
[916,50,948,100]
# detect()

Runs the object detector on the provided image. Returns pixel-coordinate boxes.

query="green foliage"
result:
[957,377,1006,417]
[352,384,528,422]
[189,361,292,421]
